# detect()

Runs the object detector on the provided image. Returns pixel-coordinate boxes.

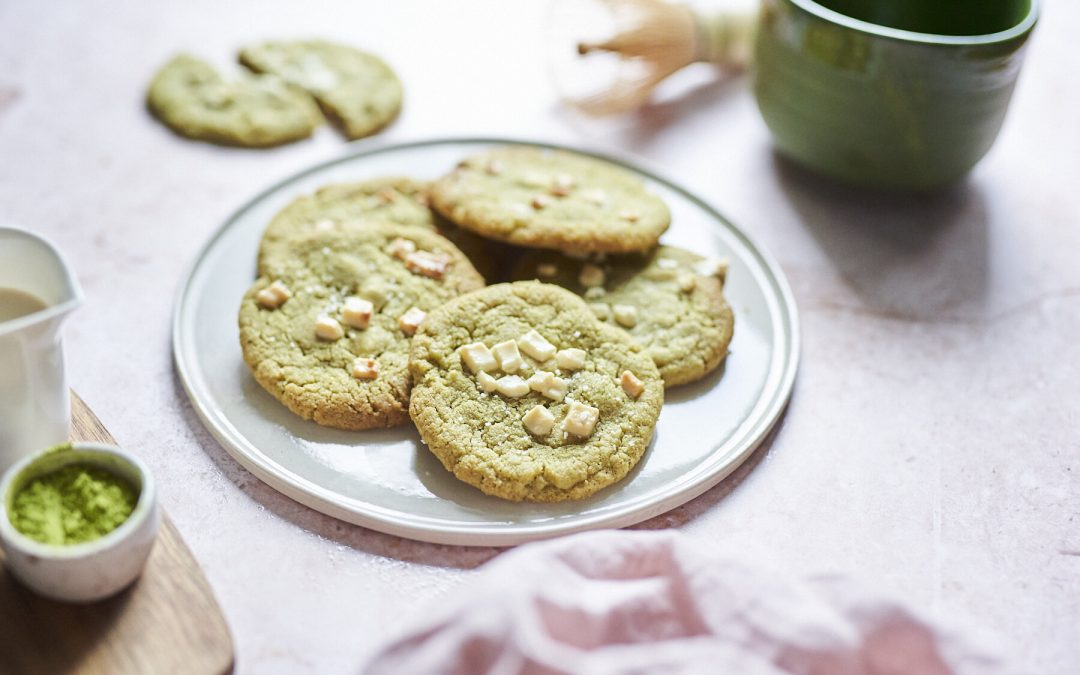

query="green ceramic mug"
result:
[752,0,1039,190]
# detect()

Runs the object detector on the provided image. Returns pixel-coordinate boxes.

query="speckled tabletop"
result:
[2,1,1077,673]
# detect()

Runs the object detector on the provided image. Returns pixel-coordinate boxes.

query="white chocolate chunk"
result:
[549,174,575,197]
[621,370,645,399]
[522,405,555,436]
[564,401,600,438]
[341,297,374,329]
[387,237,416,260]
[657,258,679,270]
[486,159,505,175]
[460,342,498,373]
[531,195,550,210]
[589,303,610,321]
[398,307,426,336]
[677,272,696,292]
[527,370,569,402]
[404,251,450,279]
[351,357,379,380]
[313,218,335,232]
[492,340,524,373]
[477,370,498,393]
[256,280,292,309]
[578,264,605,288]
[518,330,556,362]
[613,304,638,327]
[314,314,345,341]
[694,257,730,281]
[537,263,558,277]
[556,348,586,371]
[495,375,530,398]
[584,287,606,299]
[581,189,607,206]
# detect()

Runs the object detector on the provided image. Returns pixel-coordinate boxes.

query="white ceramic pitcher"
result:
[0,226,82,472]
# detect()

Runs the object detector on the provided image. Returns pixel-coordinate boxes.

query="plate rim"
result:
[172,135,800,546]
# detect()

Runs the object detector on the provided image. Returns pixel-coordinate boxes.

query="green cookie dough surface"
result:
[147,54,322,147]
[258,177,436,274]
[240,225,485,430]
[409,281,664,502]
[430,146,671,255]
[513,246,734,387]
[239,40,402,140]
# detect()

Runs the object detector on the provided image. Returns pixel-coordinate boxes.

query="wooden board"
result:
[0,392,235,675]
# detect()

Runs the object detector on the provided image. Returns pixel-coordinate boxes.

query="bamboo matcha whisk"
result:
[547,0,758,115]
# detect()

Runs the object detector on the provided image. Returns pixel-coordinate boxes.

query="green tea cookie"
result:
[513,246,733,387]
[239,40,402,140]
[430,146,671,255]
[409,281,664,502]
[258,177,436,273]
[239,225,485,430]
[147,54,322,147]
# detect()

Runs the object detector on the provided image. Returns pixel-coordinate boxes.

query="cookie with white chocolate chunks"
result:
[430,146,671,255]
[239,225,484,430]
[513,246,733,388]
[239,40,402,140]
[408,281,663,502]
[147,54,323,147]
[257,177,436,273]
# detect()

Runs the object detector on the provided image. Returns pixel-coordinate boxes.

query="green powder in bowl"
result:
[9,464,138,546]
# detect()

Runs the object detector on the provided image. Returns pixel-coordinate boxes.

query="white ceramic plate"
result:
[173,138,799,546]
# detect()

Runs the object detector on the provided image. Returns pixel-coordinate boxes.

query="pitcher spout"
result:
[0,226,84,336]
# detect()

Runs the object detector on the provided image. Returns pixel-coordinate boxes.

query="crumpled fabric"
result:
[362,530,1009,675]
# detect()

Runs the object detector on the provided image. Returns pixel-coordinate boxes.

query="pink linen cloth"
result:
[362,530,1010,675]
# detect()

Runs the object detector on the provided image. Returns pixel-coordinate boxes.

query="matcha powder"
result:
[9,465,138,546]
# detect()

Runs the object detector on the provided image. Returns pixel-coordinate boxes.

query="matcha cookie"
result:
[409,281,664,502]
[147,54,322,147]
[240,225,485,430]
[258,177,436,273]
[430,146,671,255]
[514,246,733,387]
[239,40,402,140]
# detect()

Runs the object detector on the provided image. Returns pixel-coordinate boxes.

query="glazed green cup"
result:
[752,0,1039,190]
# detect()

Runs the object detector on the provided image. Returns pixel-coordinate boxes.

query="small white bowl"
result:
[0,442,160,603]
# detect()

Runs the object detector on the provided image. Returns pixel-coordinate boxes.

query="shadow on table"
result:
[771,152,991,323]
[174,368,788,570]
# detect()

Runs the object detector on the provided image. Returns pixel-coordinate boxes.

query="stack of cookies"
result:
[239,146,734,502]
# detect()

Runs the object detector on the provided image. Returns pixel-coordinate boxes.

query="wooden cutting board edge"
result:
[0,392,235,675]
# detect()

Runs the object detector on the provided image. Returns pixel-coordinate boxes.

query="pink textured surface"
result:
[1,1,1077,673]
